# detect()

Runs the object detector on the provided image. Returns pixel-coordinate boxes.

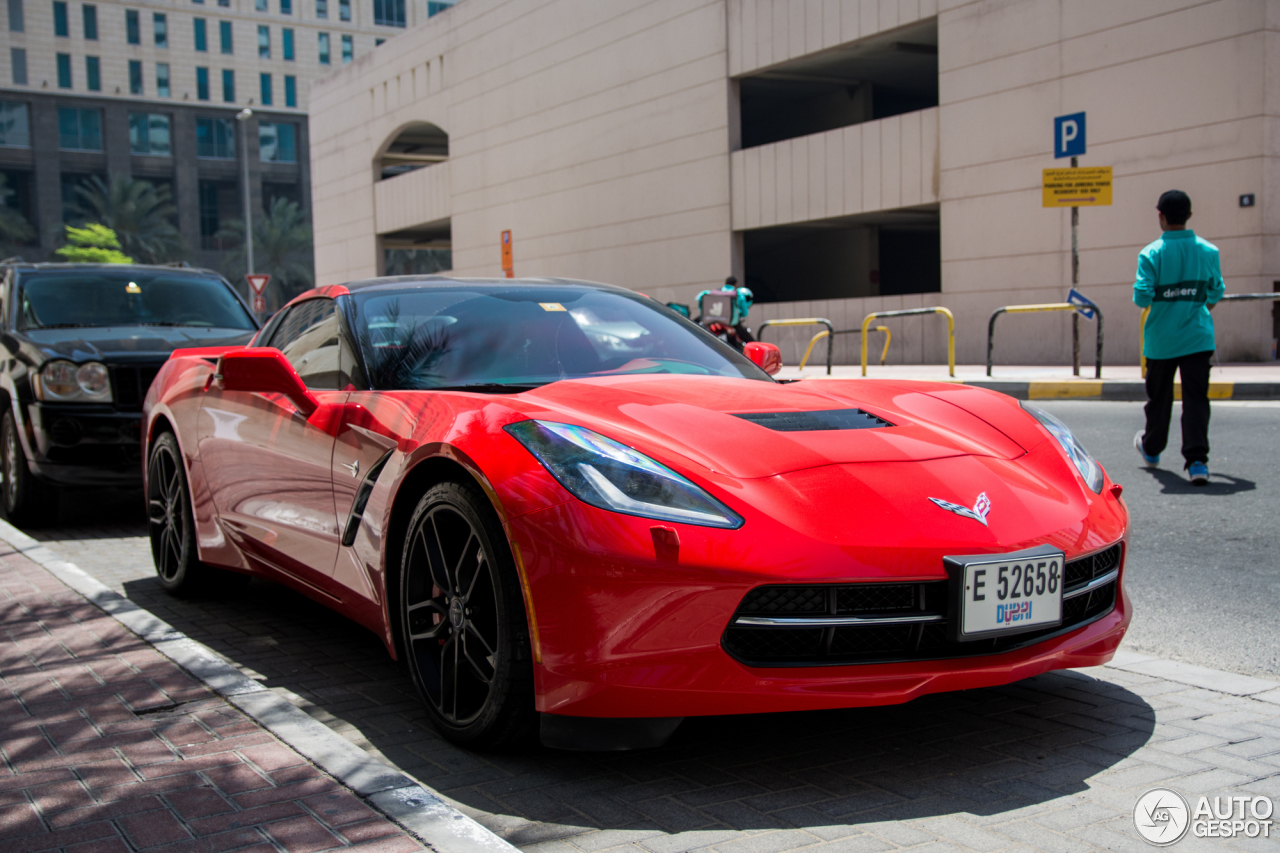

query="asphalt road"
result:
[1035,399,1280,680]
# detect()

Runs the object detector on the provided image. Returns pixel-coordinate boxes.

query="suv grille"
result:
[110,364,164,409]
[722,543,1122,666]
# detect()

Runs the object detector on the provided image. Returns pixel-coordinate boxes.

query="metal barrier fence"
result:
[988,302,1104,378]
[757,318,834,374]
[797,327,891,372]
[1139,292,1280,376]
[860,307,955,377]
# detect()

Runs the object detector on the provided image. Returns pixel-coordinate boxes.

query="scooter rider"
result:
[695,277,756,351]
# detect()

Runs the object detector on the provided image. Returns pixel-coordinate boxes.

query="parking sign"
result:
[1054,112,1086,158]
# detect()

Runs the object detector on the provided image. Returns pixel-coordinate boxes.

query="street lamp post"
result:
[235,108,255,288]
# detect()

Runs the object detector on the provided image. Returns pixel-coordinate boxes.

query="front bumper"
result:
[24,402,144,487]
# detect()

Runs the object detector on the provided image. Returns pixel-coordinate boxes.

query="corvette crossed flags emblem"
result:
[929,492,992,526]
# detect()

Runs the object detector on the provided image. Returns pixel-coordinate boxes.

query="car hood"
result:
[513,375,1035,479]
[20,326,257,361]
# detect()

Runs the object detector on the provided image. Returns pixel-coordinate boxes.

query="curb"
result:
[0,518,518,853]
[960,380,1280,401]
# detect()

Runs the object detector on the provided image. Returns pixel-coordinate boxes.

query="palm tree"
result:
[216,197,314,307]
[0,174,35,253]
[73,175,184,264]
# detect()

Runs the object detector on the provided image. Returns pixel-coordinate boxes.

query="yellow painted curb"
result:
[1028,381,1104,399]
[1173,382,1234,400]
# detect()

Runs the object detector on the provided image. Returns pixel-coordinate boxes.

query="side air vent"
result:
[732,409,892,431]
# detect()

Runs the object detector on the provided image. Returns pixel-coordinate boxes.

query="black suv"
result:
[0,261,259,525]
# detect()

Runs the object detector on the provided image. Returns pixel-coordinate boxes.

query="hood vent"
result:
[732,408,892,432]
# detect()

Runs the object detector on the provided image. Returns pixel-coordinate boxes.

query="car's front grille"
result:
[110,364,164,409]
[722,543,1122,667]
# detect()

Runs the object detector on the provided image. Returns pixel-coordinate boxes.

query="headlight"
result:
[35,360,113,403]
[505,420,744,529]
[1022,402,1104,493]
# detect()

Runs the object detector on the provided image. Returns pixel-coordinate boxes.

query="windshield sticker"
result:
[539,302,567,312]
[126,282,141,293]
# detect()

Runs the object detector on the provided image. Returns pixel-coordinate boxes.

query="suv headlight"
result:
[34,360,113,403]
[505,420,744,529]
[1022,402,1104,493]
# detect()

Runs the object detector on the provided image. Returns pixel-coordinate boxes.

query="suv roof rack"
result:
[163,261,193,268]
[0,256,26,265]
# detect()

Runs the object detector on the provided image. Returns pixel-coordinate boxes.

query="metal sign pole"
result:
[1071,154,1080,376]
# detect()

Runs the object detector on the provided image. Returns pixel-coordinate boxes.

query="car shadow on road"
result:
[110,570,1154,845]
[1142,467,1256,495]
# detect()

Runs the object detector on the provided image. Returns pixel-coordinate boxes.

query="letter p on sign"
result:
[1055,112,1086,159]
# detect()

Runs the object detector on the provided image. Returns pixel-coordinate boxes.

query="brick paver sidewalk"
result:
[0,542,426,852]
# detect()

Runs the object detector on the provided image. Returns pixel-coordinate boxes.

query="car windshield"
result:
[17,270,257,331]
[350,285,771,390]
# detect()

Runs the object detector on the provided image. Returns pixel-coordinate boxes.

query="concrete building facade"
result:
[0,0,457,271]
[309,0,1280,366]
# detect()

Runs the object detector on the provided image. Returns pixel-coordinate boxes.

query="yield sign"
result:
[245,273,271,295]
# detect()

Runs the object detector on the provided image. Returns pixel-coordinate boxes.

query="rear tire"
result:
[1,409,59,528]
[400,480,536,749]
[148,432,248,597]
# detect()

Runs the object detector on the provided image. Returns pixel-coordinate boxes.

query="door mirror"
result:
[744,342,782,376]
[214,349,320,416]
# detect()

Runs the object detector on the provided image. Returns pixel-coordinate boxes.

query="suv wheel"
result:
[0,409,58,527]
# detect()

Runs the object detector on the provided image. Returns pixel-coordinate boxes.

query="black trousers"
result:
[1141,350,1212,467]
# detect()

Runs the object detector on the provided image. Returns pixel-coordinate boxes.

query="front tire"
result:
[400,480,535,749]
[147,432,247,596]
[1,409,58,528]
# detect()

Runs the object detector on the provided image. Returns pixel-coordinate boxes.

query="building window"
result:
[221,68,234,102]
[198,180,220,245]
[427,0,454,16]
[85,55,99,90]
[375,37,383,46]
[280,0,290,13]
[196,66,209,100]
[8,0,23,31]
[52,0,67,35]
[259,72,271,105]
[258,121,295,162]
[129,59,142,94]
[219,19,231,53]
[317,31,329,64]
[125,8,138,43]
[156,62,169,96]
[56,53,71,88]
[82,3,95,38]
[0,102,31,147]
[9,48,26,85]
[194,17,206,50]
[282,27,293,60]
[254,0,265,10]
[257,24,269,57]
[153,12,166,45]
[196,116,234,158]
[57,107,101,150]
[338,0,348,20]
[373,0,403,27]
[341,34,352,62]
[314,0,325,17]
[217,0,227,6]
[129,113,170,155]
[284,74,295,107]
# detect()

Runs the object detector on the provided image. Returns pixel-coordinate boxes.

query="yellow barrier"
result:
[988,302,1104,378]
[861,307,955,377]
[1139,306,1150,378]
[1141,293,1280,377]
[797,327,891,372]
[757,318,835,374]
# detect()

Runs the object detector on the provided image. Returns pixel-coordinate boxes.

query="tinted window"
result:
[268,299,353,390]
[350,285,769,390]
[17,270,255,331]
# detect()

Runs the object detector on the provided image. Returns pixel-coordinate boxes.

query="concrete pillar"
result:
[28,100,62,250]
[102,102,131,181]
[170,111,201,251]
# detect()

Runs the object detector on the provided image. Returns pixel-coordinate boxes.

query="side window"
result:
[268,299,345,390]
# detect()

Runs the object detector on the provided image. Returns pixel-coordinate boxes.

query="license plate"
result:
[944,546,1065,641]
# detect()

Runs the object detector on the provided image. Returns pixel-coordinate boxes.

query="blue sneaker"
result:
[1134,430,1159,467]
[1188,461,1209,485]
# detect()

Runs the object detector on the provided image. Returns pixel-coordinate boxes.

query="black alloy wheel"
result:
[401,480,534,748]
[0,409,57,527]
[147,432,247,596]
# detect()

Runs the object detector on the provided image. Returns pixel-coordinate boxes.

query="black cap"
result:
[1156,190,1191,224]
[724,276,738,286]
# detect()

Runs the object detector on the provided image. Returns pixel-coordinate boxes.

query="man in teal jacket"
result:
[1133,190,1224,485]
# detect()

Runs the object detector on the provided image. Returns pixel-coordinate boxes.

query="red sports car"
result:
[143,277,1130,750]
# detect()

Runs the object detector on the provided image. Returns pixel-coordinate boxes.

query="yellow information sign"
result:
[1042,166,1112,207]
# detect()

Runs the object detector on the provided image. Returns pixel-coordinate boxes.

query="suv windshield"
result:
[351,285,771,389]
[17,270,257,331]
